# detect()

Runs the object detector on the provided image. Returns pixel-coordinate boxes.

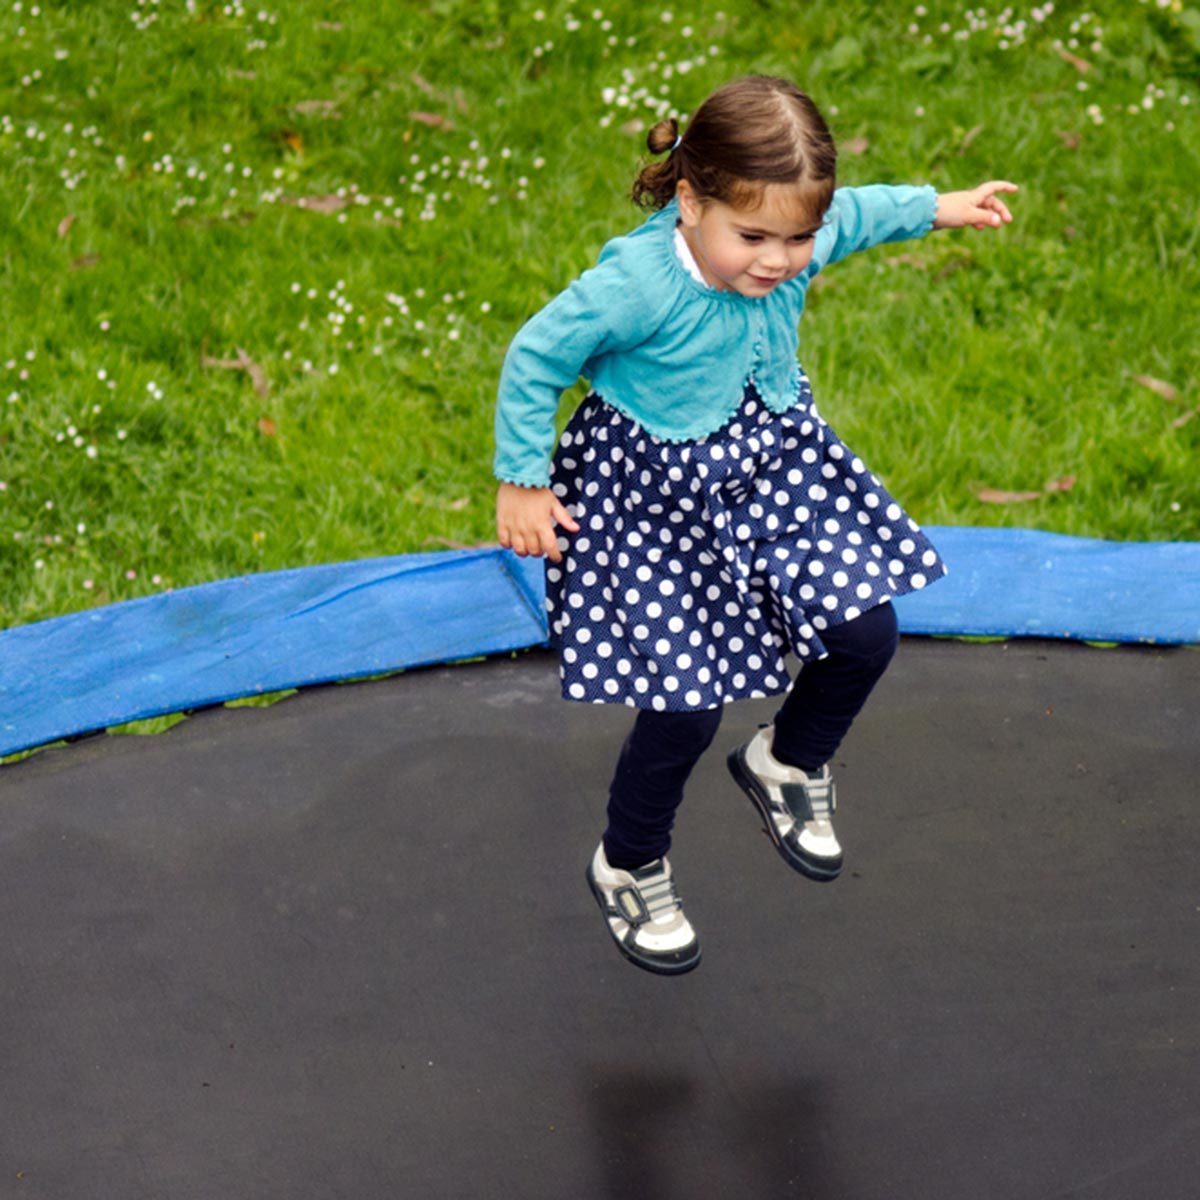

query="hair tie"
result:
[670,133,683,153]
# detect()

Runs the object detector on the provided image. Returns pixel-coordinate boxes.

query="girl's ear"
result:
[676,178,702,228]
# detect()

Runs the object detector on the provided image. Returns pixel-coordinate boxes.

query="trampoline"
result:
[3,631,1198,1198]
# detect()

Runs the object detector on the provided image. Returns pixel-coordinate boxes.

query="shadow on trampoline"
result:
[587,1068,836,1198]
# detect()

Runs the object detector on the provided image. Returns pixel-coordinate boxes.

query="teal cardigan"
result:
[494,184,938,488]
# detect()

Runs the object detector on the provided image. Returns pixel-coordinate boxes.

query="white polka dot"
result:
[668,616,685,634]
[911,573,927,589]
[655,638,671,655]
[808,560,825,577]
[685,690,703,707]
[922,549,938,567]
[646,601,663,619]
[569,683,586,699]
[832,570,849,588]
[582,663,599,680]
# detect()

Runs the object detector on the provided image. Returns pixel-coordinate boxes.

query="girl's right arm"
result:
[493,242,656,560]
[493,254,647,489]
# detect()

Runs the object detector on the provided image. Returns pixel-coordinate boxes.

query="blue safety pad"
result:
[2,528,1197,757]
[892,526,1200,643]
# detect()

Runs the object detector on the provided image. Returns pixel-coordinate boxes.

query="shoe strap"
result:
[780,772,836,822]
[612,867,680,927]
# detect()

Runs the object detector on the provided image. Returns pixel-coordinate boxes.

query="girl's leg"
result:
[772,602,900,770]
[604,707,725,869]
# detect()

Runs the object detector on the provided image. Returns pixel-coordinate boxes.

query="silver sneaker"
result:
[586,842,701,975]
[727,726,843,882]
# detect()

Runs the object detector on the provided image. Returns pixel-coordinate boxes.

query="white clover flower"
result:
[86,445,97,458]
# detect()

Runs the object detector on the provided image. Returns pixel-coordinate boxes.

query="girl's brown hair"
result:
[631,75,837,219]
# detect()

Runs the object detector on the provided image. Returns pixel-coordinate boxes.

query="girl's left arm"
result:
[933,181,1019,231]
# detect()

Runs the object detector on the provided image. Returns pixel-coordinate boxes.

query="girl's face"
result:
[676,180,821,297]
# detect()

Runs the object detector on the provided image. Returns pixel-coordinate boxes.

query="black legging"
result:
[603,603,900,869]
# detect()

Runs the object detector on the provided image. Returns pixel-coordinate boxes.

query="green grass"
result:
[1,0,1197,631]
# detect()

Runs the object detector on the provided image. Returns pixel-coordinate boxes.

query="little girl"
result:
[494,75,1016,975]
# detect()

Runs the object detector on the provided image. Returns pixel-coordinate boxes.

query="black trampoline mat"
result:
[3,639,1198,1199]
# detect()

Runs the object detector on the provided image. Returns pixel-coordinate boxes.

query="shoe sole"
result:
[585,865,702,976]
[727,747,843,883]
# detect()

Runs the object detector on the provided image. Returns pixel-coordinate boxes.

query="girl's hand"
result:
[934,181,1019,231]
[496,482,581,564]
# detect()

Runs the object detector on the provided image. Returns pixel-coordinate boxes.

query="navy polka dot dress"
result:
[545,374,946,711]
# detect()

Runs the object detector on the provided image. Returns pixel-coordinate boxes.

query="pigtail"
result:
[630,118,683,210]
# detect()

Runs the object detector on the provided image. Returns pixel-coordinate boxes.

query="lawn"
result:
[1,0,1197,630]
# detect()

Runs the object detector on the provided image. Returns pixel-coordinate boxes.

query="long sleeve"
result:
[809,184,938,275]
[494,251,660,489]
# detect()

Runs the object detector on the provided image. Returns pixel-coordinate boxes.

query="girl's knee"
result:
[823,603,899,667]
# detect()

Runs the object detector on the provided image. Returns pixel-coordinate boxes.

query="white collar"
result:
[672,224,712,288]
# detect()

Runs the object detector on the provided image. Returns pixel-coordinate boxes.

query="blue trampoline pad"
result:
[1,528,1197,757]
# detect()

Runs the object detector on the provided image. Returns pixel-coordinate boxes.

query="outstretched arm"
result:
[933,181,1019,231]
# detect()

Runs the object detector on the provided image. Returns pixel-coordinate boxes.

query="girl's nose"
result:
[759,243,787,269]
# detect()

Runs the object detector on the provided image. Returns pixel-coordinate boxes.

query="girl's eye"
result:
[791,234,815,244]
[740,234,763,244]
